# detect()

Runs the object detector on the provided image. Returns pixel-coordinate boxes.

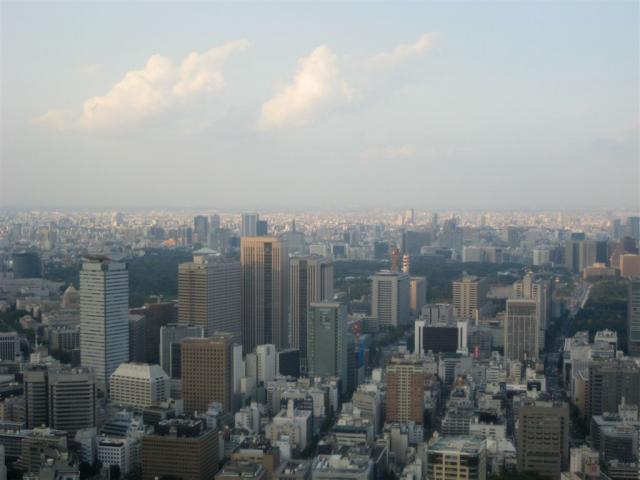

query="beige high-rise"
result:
[241,237,288,353]
[178,253,241,340]
[181,335,233,413]
[452,275,487,321]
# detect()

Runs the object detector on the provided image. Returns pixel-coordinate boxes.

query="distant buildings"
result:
[80,255,129,392]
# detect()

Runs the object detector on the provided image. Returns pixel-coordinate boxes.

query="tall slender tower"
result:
[241,213,259,237]
[241,237,288,352]
[307,301,348,392]
[80,255,129,393]
[289,256,333,372]
[178,252,241,340]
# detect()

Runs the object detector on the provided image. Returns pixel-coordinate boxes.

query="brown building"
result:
[181,335,233,413]
[385,356,427,424]
[142,417,219,480]
[620,254,640,278]
[231,437,281,480]
[516,399,569,480]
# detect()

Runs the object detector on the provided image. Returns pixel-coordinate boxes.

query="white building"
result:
[265,400,312,458]
[80,255,129,392]
[256,344,277,384]
[97,436,139,475]
[371,270,410,327]
[109,363,170,408]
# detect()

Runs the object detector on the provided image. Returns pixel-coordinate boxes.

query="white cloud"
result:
[37,39,250,131]
[259,45,353,130]
[369,33,435,69]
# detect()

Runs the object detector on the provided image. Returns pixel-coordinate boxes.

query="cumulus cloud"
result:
[369,33,435,70]
[37,39,250,130]
[259,45,353,130]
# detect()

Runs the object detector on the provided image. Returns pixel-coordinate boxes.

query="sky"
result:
[1,2,638,211]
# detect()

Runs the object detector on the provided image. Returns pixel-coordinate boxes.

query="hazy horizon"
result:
[2,2,638,210]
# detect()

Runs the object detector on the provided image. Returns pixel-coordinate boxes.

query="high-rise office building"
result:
[626,216,640,240]
[307,302,348,390]
[587,359,640,417]
[24,366,96,437]
[193,216,209,244]
[289,256,333,371]
[385,357,427,424]
[256,344,277,384]
[504,298,539,361]
[409,276,427,317]
[79,255,129,393]
[390,247,401,272]
[241,213,259,237]
[0,333,20,362]
[241,237,288,352]
[371,270,410,327]
[628,277,640,356]
[47,367,96,437]
[427,436,487,480]
[452,275,487,321]
[159,324,204,378]
[142,417,219,480]
[178,252,241,340]
[181,335,234,413]
[516,399,570,479]
[513,273,550,350]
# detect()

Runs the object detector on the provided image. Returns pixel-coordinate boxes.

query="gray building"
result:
[159,323,204,379]
[587,359,640,418]
[80,255,129,392]
[371,271,410,327]
[307,302,348,391]
[628,277,640,356]
[289,256,333,372]
[0,333,20,362]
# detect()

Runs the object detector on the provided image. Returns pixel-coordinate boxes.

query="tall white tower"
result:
[80,255,129,393]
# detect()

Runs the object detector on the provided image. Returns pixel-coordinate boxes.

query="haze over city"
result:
[2,2,638,210]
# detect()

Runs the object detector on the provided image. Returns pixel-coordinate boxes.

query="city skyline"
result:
[2,2,638,210]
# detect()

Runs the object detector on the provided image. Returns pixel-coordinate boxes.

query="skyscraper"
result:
[80,255,129,392]
[385,357,427,424]
[371,270,410,327]
[307,302,348,389]
[504,298,539,361]
[178,252,241,340]
[516,399,569,479]
[193,216,209,244]
[241,213,259,237]
[452,275,487,321]
[181,334,234,413]
[289,256,333,372]
[626,216,640,240]
[241,237,288,352]
[628,277,640,356]
[513,273,550,350]
[409,276,427,317]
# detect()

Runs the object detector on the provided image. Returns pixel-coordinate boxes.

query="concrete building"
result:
[452,275,487,321]
[142,417,218,480]
[109,363,170,409]
[178,253,241,340]
[241,237,289,352]
[504,299,539,361]
[216,461,266,480]
[159,323,204,379]
[230,437,281,480]
[385,357,427,425]
[289,256,333,372]
[265,401,312,457]
[241,213,260,237]
[80,255,129,392]
[516,399,570,479]
[371,270,410,327]
[628,277,640,356]
[181,335,234,413]
[47,367,96,437]
[620,255,640,278]
[0,333,20,362]
[129,302,177,365]
[256,344,277,384]
[311,453,373,480]
[307,302,348,390]
[587,359,640,417]
[97,436,138,476]
[427,436,487,480]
